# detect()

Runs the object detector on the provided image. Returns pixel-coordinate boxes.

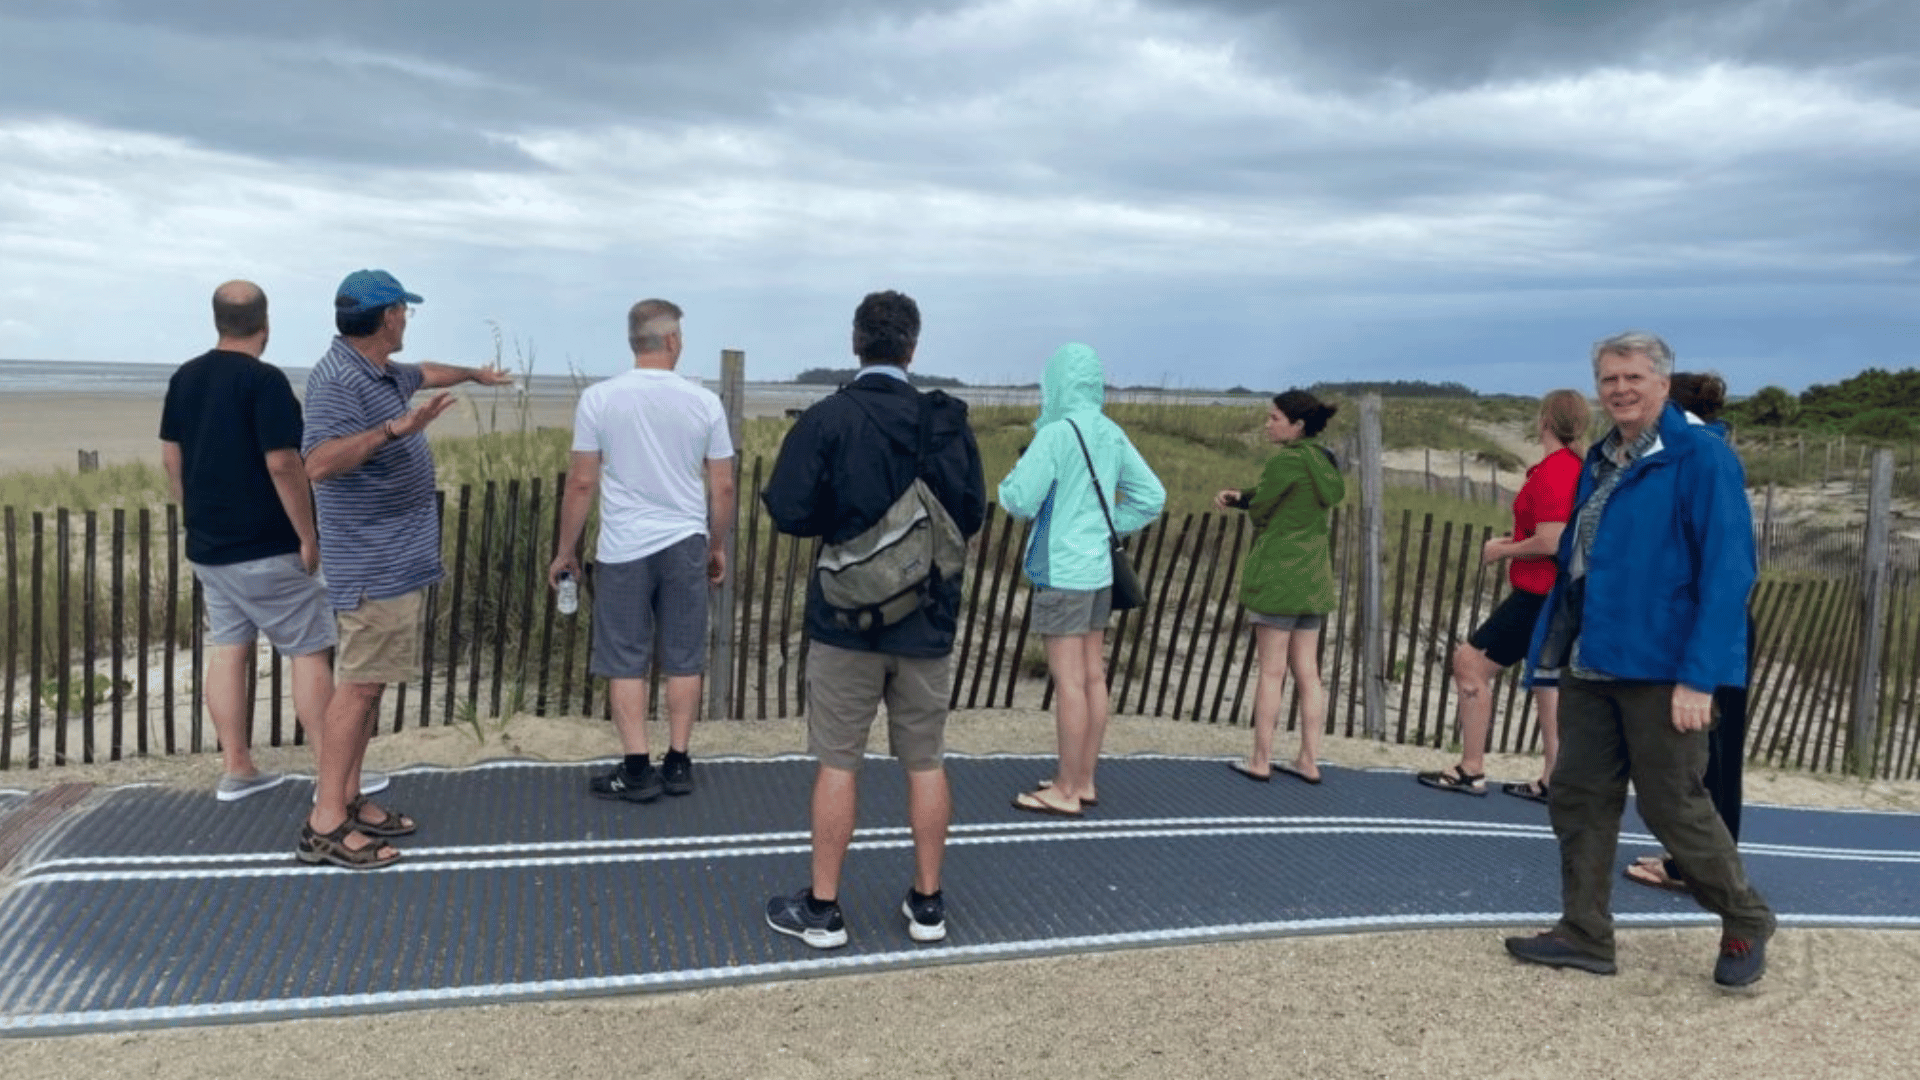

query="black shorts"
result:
[1467,588,1549,668]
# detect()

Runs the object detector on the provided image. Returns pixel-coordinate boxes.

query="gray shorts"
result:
[1030,586,1112,637]
[590,535,711,678]
[806,642,950,773]
[1249,611,1325,631]
[192,553,336,656]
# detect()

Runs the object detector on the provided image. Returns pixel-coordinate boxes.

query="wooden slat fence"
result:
[5,463,1919,780]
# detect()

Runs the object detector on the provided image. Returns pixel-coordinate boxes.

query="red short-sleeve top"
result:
[1508,446,1583,595]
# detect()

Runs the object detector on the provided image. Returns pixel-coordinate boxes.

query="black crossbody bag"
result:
[1065,419,1144,611]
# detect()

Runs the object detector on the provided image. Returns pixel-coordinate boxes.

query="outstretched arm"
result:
[419,362,514,390]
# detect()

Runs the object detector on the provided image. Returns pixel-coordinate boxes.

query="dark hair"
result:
[335,298,395,338]
[852,290,920,365]
[1669,371,1727,423]
[212,282,267,338]
[1273,389,1338,437]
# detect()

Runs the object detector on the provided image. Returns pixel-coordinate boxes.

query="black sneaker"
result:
[1713,934,1768,988]
[1503,932,1617,975]
[765,889,848,949]
[901,889,946,943]
[589,763,663,803]
[661,754,694,796]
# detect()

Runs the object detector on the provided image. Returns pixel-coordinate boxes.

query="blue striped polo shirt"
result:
[301,337,444,610]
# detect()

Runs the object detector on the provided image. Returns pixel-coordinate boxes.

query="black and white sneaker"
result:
[901,889,946,942]
[589,763,663,803]
[661,754,694,796]
[765,889,848,949]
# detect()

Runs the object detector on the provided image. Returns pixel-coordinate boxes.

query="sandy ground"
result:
[3,709,1918,1078]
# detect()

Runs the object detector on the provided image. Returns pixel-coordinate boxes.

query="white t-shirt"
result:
[571,368,734,563]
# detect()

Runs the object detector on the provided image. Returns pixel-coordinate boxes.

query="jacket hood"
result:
[1299,439,1344,507]
[1036,343,1106,431]
[841,375,969,457]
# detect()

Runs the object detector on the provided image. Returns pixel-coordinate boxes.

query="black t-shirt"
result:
[158,349,305,565]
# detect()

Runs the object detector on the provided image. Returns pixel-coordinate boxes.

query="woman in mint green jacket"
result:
[1215,389,1345,786]
[998,343,1166,816]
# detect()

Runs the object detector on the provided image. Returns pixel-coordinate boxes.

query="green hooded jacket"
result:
[1237,439,1346,615]
[998,343,1167,590]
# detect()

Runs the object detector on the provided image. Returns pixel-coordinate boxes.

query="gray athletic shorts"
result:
[806,642,950,773]
[590,535,711,678]
[1249,611,1325,631]
[1030,585,1113,637]
[192,553,336,656]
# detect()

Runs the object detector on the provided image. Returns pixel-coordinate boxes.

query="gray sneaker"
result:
[216,772,287,803]
[310,770,393,805]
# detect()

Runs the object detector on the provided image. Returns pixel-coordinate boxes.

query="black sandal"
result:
[348,795,417,838]
[297,820,401,869]
[1501,780,1550,805]
[1416,765,1487,796]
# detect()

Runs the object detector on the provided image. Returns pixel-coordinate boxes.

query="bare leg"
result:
[1451,643,1502,776]
[607,677,652,756]
[1245,625,1290,776]
[1042,634,1089,808]
[1535,687,1561,786]
[1074,631,1109,801]
[664,673,702,753]
[289,647,333,770]
[308,681,383,840]
[810,765,858,902]
[1289,628,1325,779]
[204,643,258,777]
[905,765,951,896]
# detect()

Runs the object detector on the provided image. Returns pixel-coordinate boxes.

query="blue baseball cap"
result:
[334,269,424,315]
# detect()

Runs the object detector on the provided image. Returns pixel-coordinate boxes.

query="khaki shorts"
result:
[335,589,426,685]
[806,641,951,773]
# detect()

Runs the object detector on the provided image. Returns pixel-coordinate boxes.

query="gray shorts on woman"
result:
[1030,585,1113,636]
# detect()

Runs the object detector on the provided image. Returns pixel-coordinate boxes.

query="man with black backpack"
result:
[760,290,986,948]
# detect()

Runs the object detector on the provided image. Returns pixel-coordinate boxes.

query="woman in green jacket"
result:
[1216,389,1345,785]
[999,343,1166,816]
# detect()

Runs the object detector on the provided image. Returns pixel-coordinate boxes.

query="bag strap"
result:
[839,380,934,474]
[1065,419,1121,544]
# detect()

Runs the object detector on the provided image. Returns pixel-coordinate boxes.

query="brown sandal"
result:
[348,795,417,838]
[297,820,401,869]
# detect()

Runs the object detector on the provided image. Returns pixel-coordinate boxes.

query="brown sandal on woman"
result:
[297,819,402,870]
[1623,854,1690,891]
[348,795,417,838]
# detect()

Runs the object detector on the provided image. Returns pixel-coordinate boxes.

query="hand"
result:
[1482,536,1506,565]
[1213,489,1240,510]
[471,364,514,388]
[299,540,320,575]
[707,548,727,585]
[392,391,456,438]
[1671,685,1714,733]
[548,553,579,590]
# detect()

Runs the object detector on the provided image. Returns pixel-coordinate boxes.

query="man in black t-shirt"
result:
[160,281,343,824]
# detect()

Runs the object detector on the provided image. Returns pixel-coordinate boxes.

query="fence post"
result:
[1358,395,1387,740]
[1760,481,1775,573]
[706,349,746,722]
[1849,449,1895,776]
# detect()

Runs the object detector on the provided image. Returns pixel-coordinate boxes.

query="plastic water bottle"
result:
[556,572,578,615]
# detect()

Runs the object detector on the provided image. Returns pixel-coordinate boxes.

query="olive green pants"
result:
[1548,677,1775,960]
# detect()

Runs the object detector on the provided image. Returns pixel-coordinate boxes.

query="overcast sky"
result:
[1,0,1915,394]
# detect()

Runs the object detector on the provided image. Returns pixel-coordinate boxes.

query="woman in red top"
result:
[1418,389,1589,800]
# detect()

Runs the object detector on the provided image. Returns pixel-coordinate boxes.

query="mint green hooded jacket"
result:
[998,343,1167,590]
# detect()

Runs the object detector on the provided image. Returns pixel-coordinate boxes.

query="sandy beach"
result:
[2,711,1918,1079]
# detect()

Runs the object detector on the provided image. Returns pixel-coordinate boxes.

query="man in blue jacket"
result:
[760,290,986,948]
[1507,331,1774,988]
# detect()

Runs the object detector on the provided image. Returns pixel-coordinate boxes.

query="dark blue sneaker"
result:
[901,889,946,943]
[589,763,663,803]
[1713,934,1768,987]
[765,889,848,949]
[1503,932,1617,975]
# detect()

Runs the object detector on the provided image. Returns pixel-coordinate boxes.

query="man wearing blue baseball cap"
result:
[298,269,510,868]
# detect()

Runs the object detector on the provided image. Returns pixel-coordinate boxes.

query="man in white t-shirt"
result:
[550,299,736,802]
